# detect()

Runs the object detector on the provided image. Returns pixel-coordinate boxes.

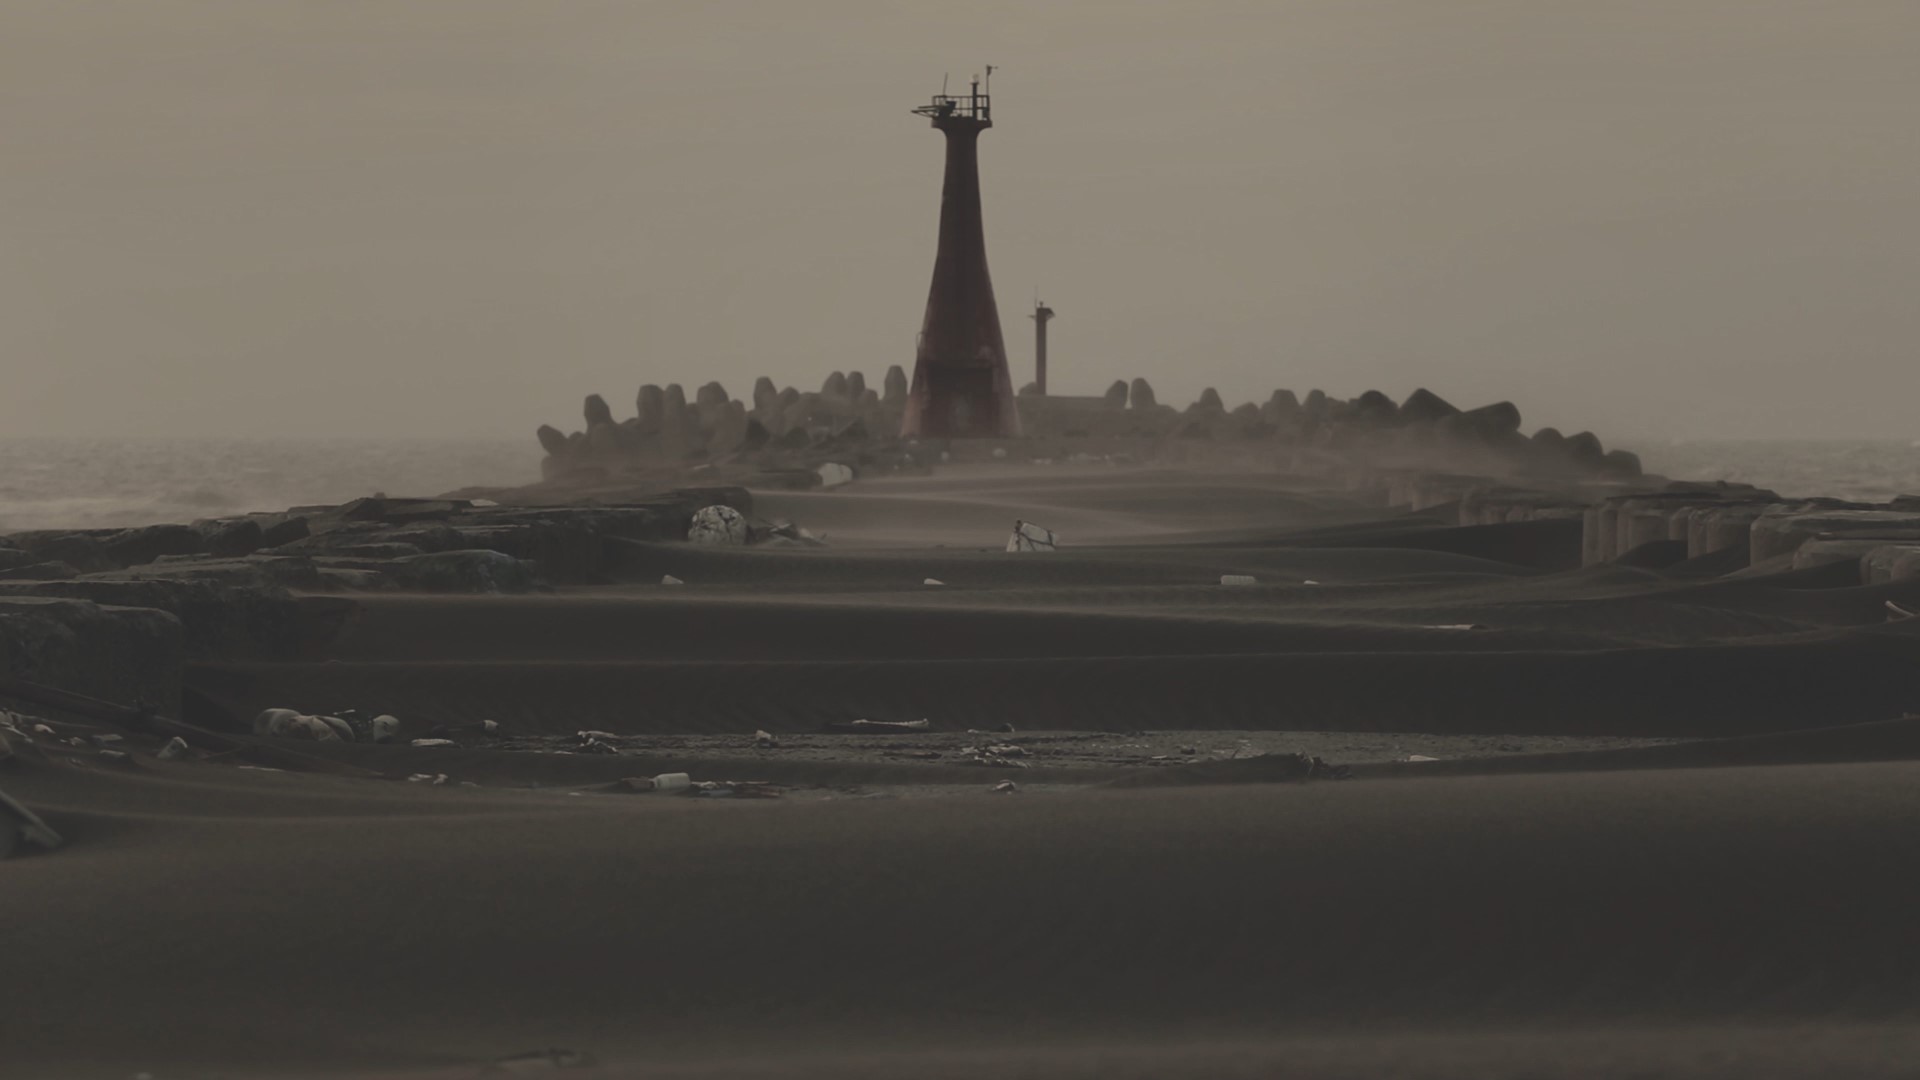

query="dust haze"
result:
[3,1,1914,442]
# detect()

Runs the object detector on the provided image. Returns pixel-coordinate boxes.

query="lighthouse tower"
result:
[900,73,1020,439]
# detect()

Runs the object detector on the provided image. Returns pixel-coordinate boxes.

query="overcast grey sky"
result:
[3,1,1915,441]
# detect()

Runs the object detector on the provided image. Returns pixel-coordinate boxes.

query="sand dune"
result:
[11,466,1920,1078]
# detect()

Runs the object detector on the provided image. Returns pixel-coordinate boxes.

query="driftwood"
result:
[0,677,382,778]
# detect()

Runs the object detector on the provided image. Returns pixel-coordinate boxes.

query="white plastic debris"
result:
[1006,520,1059,553]
[993,780,1019,794]
[653,772,692,794]
[1303,579,1321,586]
[155,737,190,761]
[661,574,685,586]
[411,738,458,748]
[815,462,855,489]
[369,714,402,743]
[923,578,945,586]
[1404,754,1440,763]
[1220,574,1257,586]
[1887,600,1916,621]
[688,504,749,546]
[253,710,341,742]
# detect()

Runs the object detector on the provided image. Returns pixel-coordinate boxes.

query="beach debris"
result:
[617,776,657,793]
[965,724,1018,736]
[1403,754,1440,763]
[1006,519,1059,552]
[406,773,450,784]
[965,744,1030,768]
[483,1047,599,1074]
[1,786,64,858]
[993,780,1019,794]
[1423,624,1489,631]
[1887,600,1917,621]
[1179,745,1198,755]
[155,736,190,761]
[368,714,402,743]
[815,462,855,489]
[411,738,458,749]
[923,577,945,586]
[661,574,685,586]
[823,718,932,735]
[1220,574,1257,586]
[89,732,124,746]
[1302,580,1321,586]
[754,729,780,749]
[690,780,783,799]
[653,771,692,794]
[254,709,343,743]
[574,731,621,755]
[316,715,355,741]
[98,749,132,764]
[763,520,828,547]
[688,504,749,546]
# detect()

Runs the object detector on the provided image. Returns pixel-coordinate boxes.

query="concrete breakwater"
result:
[536,374,1649,489]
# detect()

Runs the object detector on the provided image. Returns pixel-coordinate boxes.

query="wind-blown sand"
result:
[9,465,1920,1078]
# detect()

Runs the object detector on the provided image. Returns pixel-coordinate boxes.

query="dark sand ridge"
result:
[13,466,1920,1078]
[8,749,1920,1077]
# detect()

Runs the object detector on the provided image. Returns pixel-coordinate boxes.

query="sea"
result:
[0,436,1916,534]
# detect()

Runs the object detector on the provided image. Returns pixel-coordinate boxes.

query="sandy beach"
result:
[8,465,1920,1078]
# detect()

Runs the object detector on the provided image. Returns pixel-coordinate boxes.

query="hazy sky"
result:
[4,1,1915,442]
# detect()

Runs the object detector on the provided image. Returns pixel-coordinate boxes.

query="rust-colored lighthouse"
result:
[900,74,1020,439]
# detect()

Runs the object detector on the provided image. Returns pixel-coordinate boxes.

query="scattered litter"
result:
[89,733,125,745]
[993,780,1019,794]
[763,520,828,547]
[253,709,341,743]
[97,749,132,764]
[483,1047,599,1075]
[1404,754,1440,763]
[690,780,783,799]
[1006,519,1059,553]
[369,714,402,743]
[661,574,685,586]
[1,787,65,857]
[1424,624,1488,631]
[823,719,932,734]
[1303,580,1321,586]
[32,724,54,737]
[923,578,945,586]
[688,504,749,546]
[406,773,450,785]
[652,772,691,794]
[1888,600,1917,621]
[754,730,779,748]
[577,730,618,741]
[411,738,458,748]
[815,462,855,489]
[965,724,1018,735]
[1220,574,1257,586]
[964,743,1029,768]
[575,735,621,755]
